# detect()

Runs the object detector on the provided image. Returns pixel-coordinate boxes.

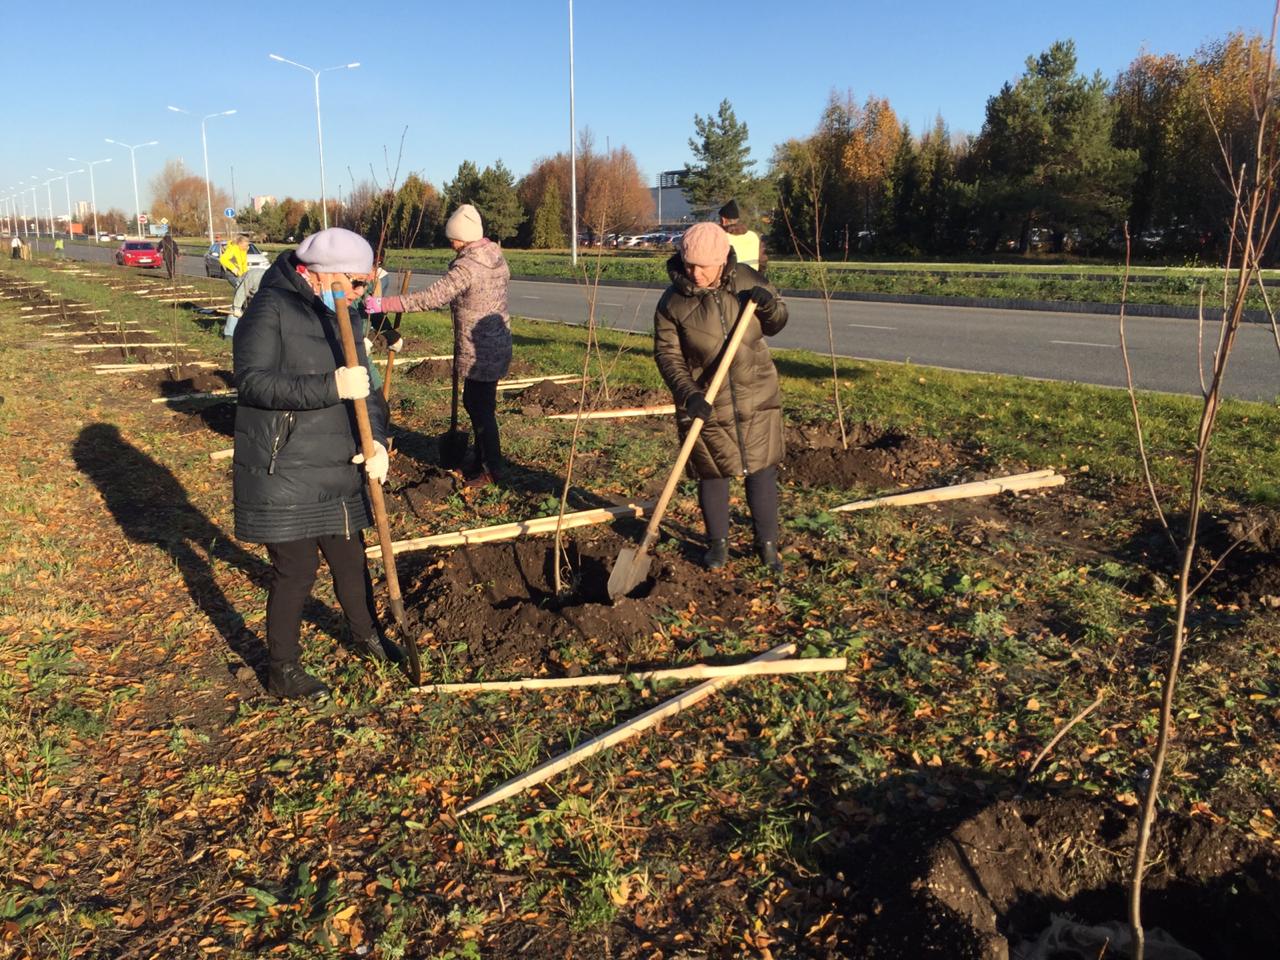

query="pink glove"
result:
[363,295,405,314]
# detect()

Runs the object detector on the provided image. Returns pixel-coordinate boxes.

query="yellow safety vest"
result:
[726,230,760,270]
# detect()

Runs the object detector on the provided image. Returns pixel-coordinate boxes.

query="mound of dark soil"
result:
[405,359,455,382]
[172,400,236,437]
[518,381,671,417]
[922,797,1280,959]
[402,533,760,673]
[387,457,457,515]
[783,422,959,490]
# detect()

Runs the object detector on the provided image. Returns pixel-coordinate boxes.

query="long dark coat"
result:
[653,251,788,478]
[232,252,389,543]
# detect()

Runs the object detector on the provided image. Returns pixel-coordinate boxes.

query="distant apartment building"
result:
[252,195,277,213]
[75,200,91,221]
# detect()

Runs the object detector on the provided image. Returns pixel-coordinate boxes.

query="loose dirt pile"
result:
[402,532,762,674]
[921,797,1280,958]
[387,457,458,515]
[783,421,960,489]
[517,380,671,417]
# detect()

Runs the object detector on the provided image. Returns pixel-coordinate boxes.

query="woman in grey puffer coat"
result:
[368,204,512,485]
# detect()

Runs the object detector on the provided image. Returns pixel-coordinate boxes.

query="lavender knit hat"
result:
[680,222,730,267]
[295,228,374,273]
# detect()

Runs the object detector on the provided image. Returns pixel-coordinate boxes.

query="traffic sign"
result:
[137,214,148,224]
[160,218,169,225]
[224,207,236,218]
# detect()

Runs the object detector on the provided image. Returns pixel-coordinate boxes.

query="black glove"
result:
[749,285,775,313]
[686,392,713,421]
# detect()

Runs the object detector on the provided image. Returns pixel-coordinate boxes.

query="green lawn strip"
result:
[0,256,1277,955]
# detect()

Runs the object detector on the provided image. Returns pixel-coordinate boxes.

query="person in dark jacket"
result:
[654,221,789,572]
[232,227,398,700]
[159,231,179,280]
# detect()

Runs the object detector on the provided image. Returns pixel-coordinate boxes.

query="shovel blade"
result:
[438,428,470,470]
[607,546,652,602]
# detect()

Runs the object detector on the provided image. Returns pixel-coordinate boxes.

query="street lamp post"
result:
[268,54,359,230]
[44,178,56,238]
[69,156,113,241]
[105,138,159,238]
[49,167,84,243]
[28,180,41,249]
[168,106,236,242]
[568,0,578,265]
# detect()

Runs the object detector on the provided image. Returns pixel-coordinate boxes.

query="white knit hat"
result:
[445,204,483,243]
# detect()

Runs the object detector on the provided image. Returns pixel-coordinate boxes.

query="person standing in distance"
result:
[362,203,512,486]
[718,199,767,274]
[232,227,400,700]
[219,234,251,292]
[159,230,180,280]
[653,222,789,572]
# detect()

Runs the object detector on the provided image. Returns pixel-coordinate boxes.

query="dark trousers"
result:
[265,533,378,665]
[698,466,780,544]
[462,378,502,473]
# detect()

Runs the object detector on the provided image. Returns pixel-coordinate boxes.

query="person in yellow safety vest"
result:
[218,234,251,290]
[718,199,767,274]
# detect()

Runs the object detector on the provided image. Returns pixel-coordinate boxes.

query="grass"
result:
[0,253,1277,956]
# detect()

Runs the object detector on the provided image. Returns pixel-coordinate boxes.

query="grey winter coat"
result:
[654,251,788,479]
[397,238,512,381]
[232,252,389,544]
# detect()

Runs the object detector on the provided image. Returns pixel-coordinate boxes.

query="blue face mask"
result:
[320,289,345,312]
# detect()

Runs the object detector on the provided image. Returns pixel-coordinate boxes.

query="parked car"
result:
[115,240,163,268]
[203,240,271,278]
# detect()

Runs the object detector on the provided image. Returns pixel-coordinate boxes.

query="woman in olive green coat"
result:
[653,222,789,571]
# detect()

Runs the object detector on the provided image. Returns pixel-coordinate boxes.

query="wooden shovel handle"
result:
[331,283,406,620]
[637,299,758,553]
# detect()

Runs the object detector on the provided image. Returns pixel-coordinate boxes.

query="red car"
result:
[116,240,162,268]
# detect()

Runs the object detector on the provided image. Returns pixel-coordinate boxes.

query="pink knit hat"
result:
[680,222,730,267]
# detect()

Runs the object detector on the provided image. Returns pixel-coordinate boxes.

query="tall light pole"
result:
[568,0,578,265]
[48,167,84,241]
[168,106,236,242]
[28,179,41,248]
[43,177,57,238]
[268,54,359,230]
[69,156,112,241]
[105,138,159,238]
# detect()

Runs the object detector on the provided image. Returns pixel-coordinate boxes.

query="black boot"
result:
[267,662,330,701]
[703,538,729,570]
[756,541,783,573]
[351,632,407,665]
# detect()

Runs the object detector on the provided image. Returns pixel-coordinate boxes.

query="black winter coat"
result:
[232,252,389,544]
[654,251,788,478]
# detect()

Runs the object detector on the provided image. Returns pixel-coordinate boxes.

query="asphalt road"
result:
[61,242,1280,401]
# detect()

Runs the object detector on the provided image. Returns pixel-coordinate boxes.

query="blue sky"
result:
[2,1,1272,218]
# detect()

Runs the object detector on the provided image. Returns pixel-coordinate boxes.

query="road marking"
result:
[847,323,896,330]
[1050,339,1117,348]
[523,295,541,300]
[598,301,623,307]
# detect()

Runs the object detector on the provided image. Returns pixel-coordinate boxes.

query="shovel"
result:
[332,283,422,685]
[380,269,412,403]
[607,299,758,601]
[438,319,470,470]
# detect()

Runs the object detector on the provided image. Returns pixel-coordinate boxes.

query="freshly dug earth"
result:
[387,456,458,515]
[517,379,671,417]
[783,421,962,490]
[172,400,236,437]
[402,531,764,674]
[920,797,1280,958]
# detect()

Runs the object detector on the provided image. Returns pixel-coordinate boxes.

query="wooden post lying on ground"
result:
[418,656,846,694]
[547,404,675,421]
[370,354,453,366]
[832,470,1063,513]
[72,342,188,351]
[496,374,582,392]
[368,502,650,557]
[96,361,219,374]
[150,389,236,403]
[208,448,235,461]
[457,642,797,816]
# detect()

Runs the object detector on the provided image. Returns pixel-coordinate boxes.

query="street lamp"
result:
[268,53,359,230]
[69,156,112,241]
[48,167,84,243]
[168,106,236,242]
[27,178,41,248]
[568,0,578,265]
[104,138,159,238]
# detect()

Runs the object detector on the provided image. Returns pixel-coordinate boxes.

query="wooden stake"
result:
[546,404,675,421]
[418,656,846,693]
[368,502,650,557]
[72,342,189,351]
[95,361,219,374]
[457,642,796,816]
[150,389,237,403]
[208,448,235,461]
[831,471,1063,513]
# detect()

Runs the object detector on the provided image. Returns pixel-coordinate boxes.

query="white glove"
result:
[387,333,404,353]
[363,336,374,357]
[352,441,389,484]
[334,365,370,400]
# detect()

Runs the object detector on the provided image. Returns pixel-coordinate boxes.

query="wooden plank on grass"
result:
[150,389,237,403]
[832,470,1063,513]
[95,361,218,374]
[546,404,675,421]
[72,341,188,351]
[456,642,797,816]
[418,656,847,694]
[208,448,235,461]
[368,502,650,557]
